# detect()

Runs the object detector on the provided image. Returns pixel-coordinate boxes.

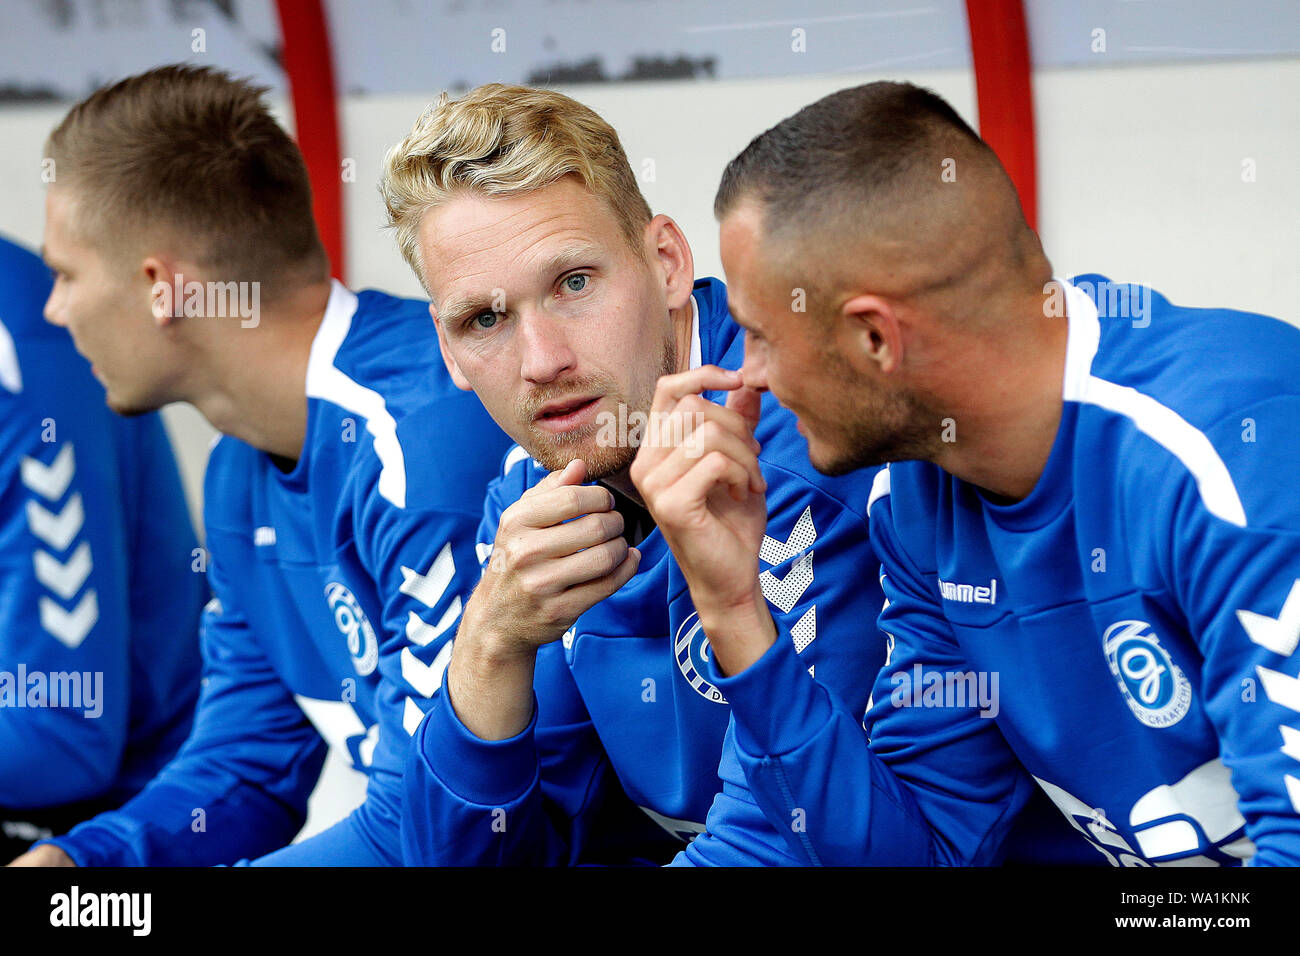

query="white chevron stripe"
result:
[760,551,814,614]
[39,590,98,648]
[1238,579,1300,658]
[401,641,454,698]
[25,493,85,551]
[403,696,424,735]
[1257,665,1300,714]
[357,723,379,768]
[405,597,461,647]
[790,604,816,653]
[400,543,455,609]
[33,541,93,600]
[1287,775,1300,814]
[1280,725,1300,763]
[759,506,816,566]
[20,443,75,501]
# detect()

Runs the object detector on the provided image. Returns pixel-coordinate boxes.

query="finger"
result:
[516,482,616,528]
[533,535,632,592]
[527,509,626,560]
[638,422,765,499]
[658,451,761,512]
[725,385,763,433]
[556,546,641,614]
[650,365,743,415]
[531,457,587,493]
[645,394,760,452]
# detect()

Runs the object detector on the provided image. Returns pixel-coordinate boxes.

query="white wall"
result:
[2,58,1297,523]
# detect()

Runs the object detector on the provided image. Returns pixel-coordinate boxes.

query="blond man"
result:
[383,84,887,866]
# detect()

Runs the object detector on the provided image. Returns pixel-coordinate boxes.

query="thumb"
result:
[537,457,587,489]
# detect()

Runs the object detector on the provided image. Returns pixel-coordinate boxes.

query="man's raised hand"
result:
[630,366,777,676]
[448,458,640,740]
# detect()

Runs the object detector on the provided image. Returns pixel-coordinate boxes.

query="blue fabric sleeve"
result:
[40,542,326,866]
[681,473,1034,865]
[674,471,890,865]
[1167,397,1300,866]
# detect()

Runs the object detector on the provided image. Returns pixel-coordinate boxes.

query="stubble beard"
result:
[519,325,678,480]
[807,350,936,477]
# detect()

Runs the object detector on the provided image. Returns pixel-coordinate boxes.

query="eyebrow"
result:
[436,241,604,327]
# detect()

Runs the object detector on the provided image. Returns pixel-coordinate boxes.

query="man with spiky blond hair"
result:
[382,84,888,866]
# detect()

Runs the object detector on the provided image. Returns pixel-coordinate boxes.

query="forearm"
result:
[446,594,540,741]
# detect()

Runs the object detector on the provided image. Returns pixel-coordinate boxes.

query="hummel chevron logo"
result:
[26,494,85,551]
[21,443,75,500]
[760,551,813,614]
[1281,725,1300,763]
[759,506,815,566]
[405,598,461,647]
[401,641,453,698]
[400,543,455,609]
[1237,579,1300,657]
[39,591,99,648]
[1256,666,1300,714]
[33,541,93,600]
[790,605,816,653]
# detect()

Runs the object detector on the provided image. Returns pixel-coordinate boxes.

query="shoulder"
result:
[202,435,259,532]
[1069,275,1300,530]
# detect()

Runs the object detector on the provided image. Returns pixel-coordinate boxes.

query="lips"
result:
[533,395,602,432]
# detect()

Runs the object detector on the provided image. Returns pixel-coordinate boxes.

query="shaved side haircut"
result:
[715,81,1046,312]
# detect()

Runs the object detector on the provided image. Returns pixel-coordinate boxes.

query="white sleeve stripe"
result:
[867,465,891,513]
[1058,278,1246,528]
[1075,375,1246,527]
[0,316,21,393]
[305,280,407,508]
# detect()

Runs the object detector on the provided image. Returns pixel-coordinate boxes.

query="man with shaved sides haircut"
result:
[656,81,1300,865]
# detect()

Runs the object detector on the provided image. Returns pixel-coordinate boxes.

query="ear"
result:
[644,214,695,311]
[143,256,180,328]
[430,302,473,392]
[839,294,904,375]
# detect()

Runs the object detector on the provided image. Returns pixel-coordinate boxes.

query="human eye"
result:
[467,309,501,332]
[560,273,589,294]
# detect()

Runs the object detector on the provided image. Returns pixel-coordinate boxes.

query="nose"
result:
[43,283,66,328]
[740,331,768,392]
[518,309,577,385]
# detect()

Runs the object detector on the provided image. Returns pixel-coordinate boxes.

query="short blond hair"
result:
[380,84,652,287]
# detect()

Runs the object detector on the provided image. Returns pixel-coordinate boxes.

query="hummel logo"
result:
[938,577,999,605]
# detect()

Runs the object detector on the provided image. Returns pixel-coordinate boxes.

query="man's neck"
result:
[186,279,334,461]
[925,288,1071,503]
